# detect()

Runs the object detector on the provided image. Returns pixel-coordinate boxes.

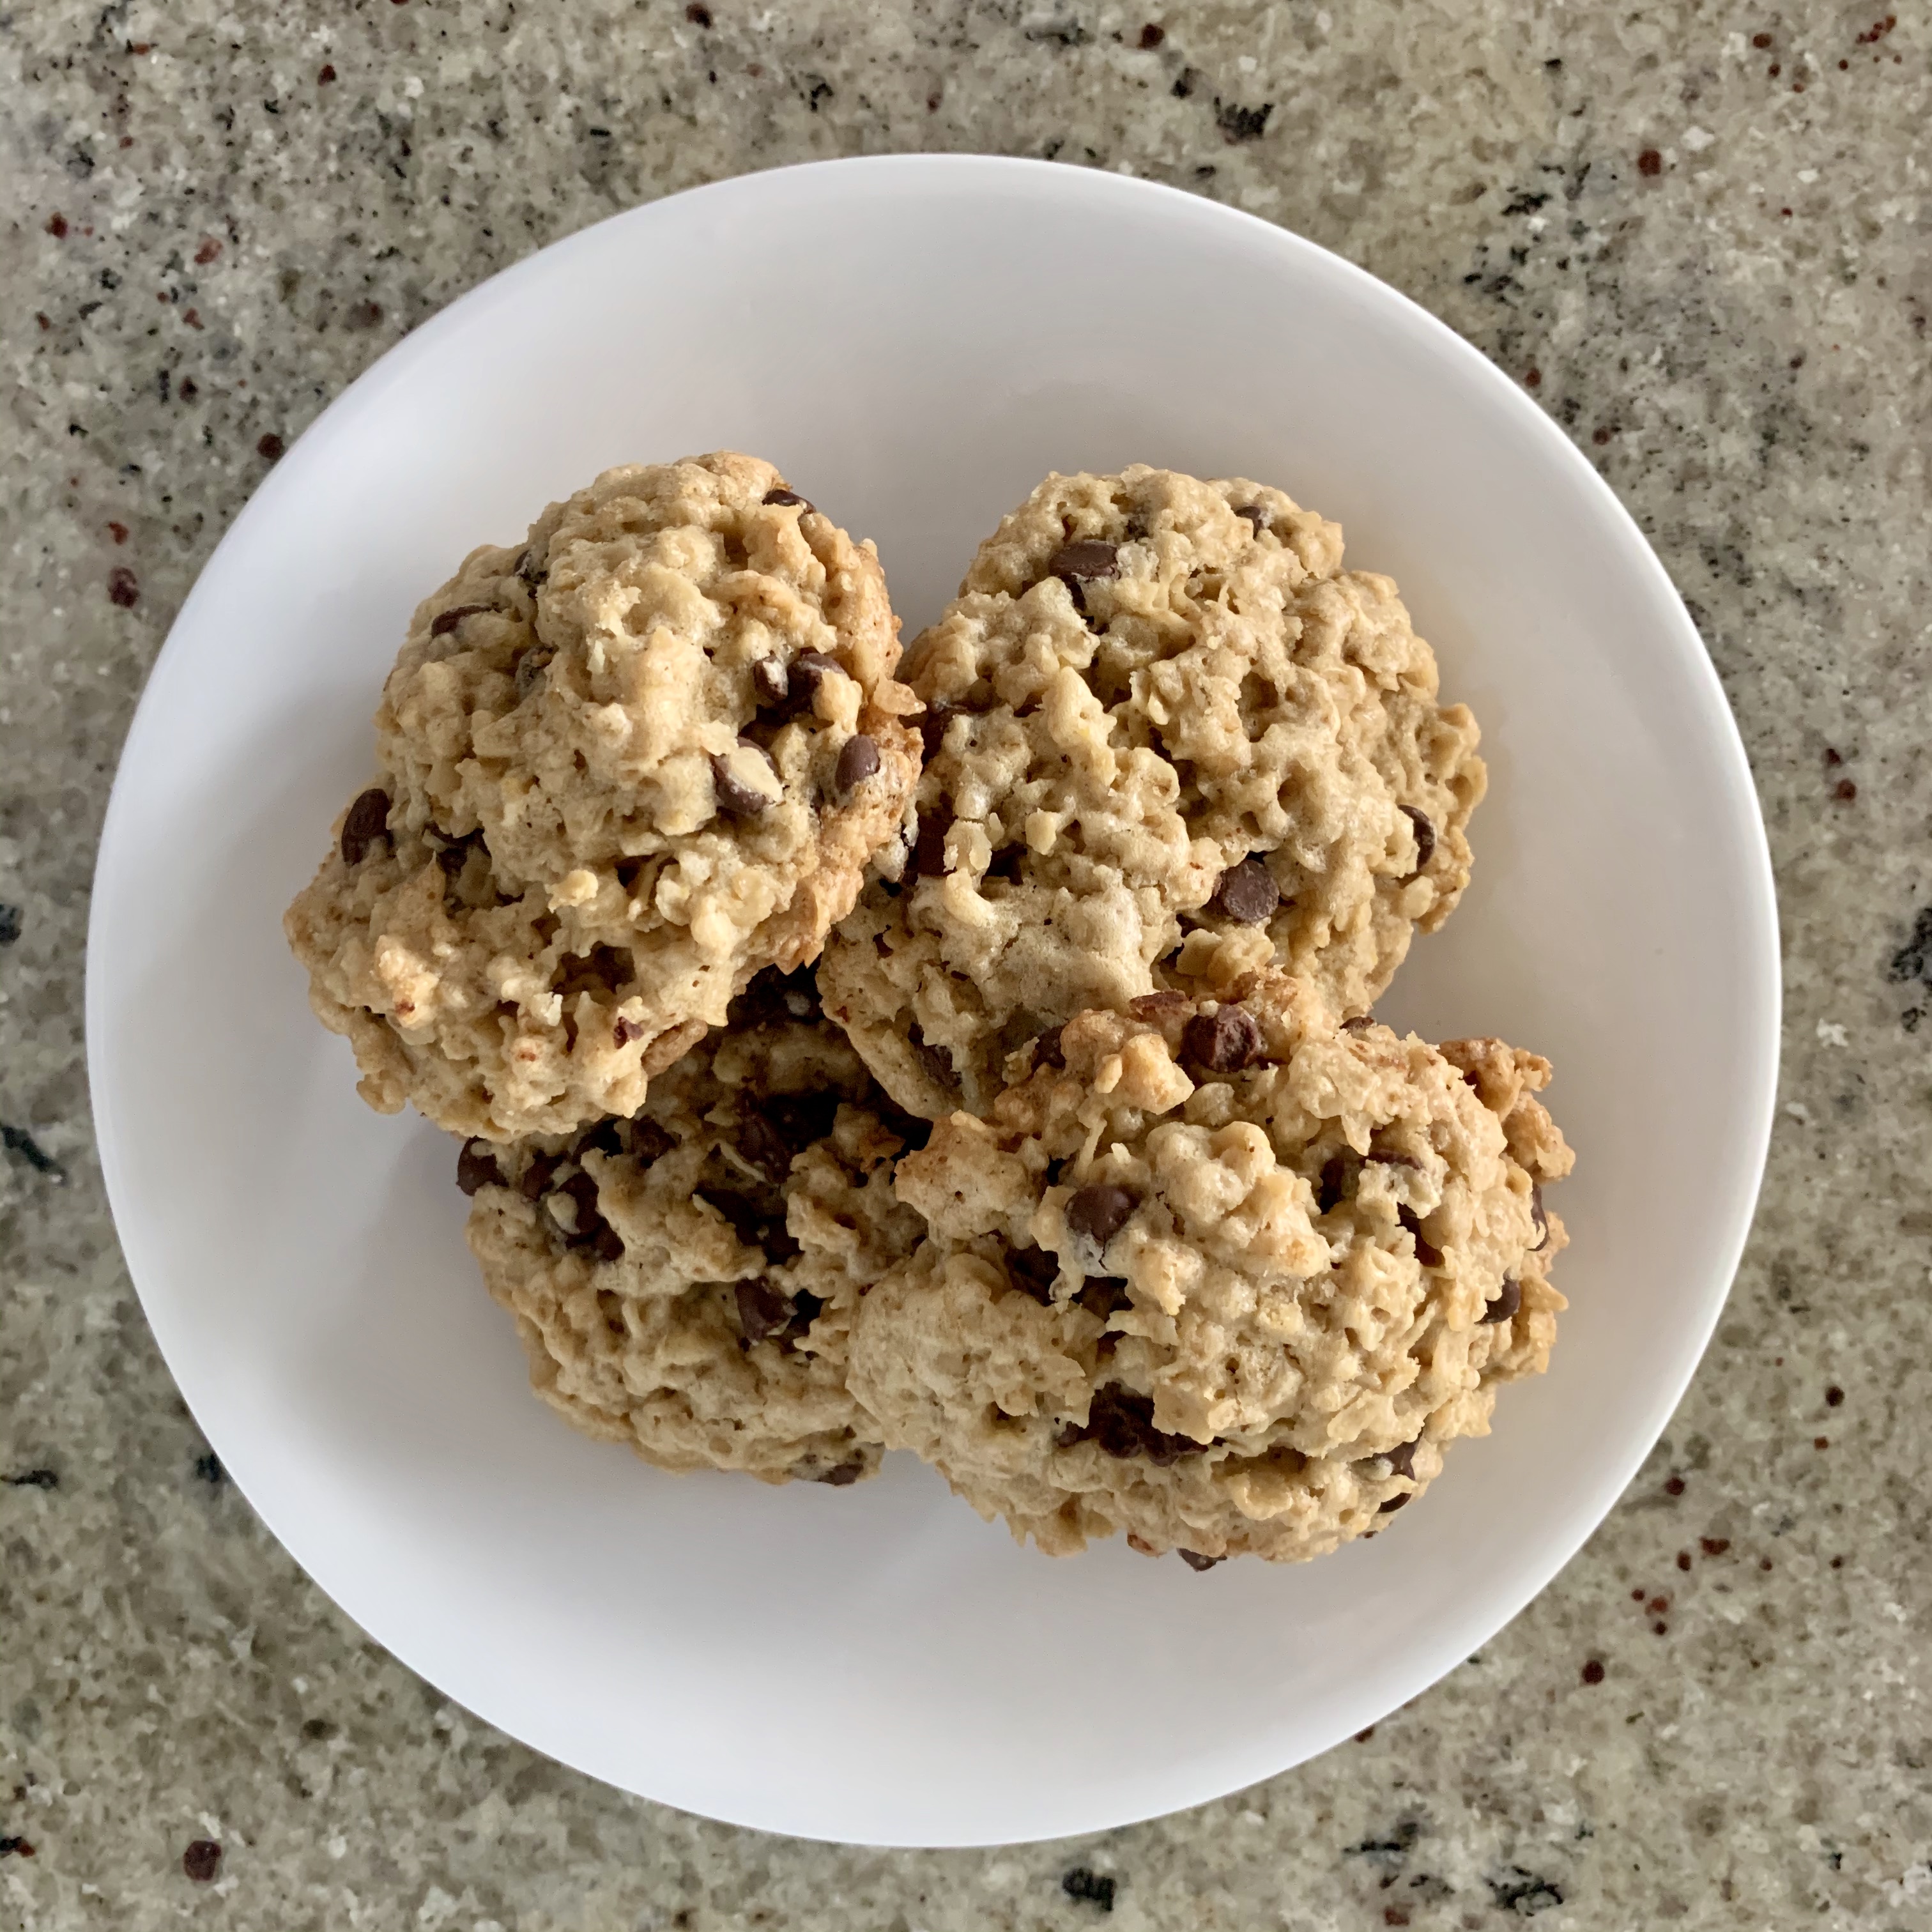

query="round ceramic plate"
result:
[86,156,1779,1847]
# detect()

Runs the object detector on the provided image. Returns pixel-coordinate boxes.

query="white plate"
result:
[86,157,1779,1847]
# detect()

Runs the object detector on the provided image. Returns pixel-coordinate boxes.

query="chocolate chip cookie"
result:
[286,453,921,1140]
[818,465,1484,1118]
[463,969,927,1485]
[845,970,1570,1563]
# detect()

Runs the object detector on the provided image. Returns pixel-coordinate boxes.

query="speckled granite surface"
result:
[3,1,1928,1926]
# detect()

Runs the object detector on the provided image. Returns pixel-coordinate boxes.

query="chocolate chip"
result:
[835,734,880,796]
[552,1169,620,1257]
[1482,1276,1522,1324]
[429,602,494,637]
[613,1015,647,1046]
[751,656,788,707]
[1076,1276,1130,1319]
[712,744,778,816]
[573,1119,625,1160]
[1530,1182,1549,1250]
[1004,1244,1061,1305]
[735,1109,793,1183]
[1399,804,1436,878]
[1340,1015,1374,1033]
[629,1117,675,1167]
[1317,1156,1350,1213]
[1061,1383,1200,1466]
[1379,1491,1411,1514]
[1127,991,1190,1022]
[1398,1206,1443,1268]
[1183,1004,1263,1072]
[788,649,843,709]
[1384,1435,1423,1478]
[814,1458,865,1485]
[513,643,555,698]
[514,1152,560,1200]
[1046,539,1120,585]
[1065,1183,1137,1257]
[456,1139,503,1195]
[339,787,392,865]
[182,1839,222,1883]
[1236,503,1270,532]
[735,1277,793,1346]
[1178,1549,1224,1572]
[1032,1023,1067,1070]
[1209,858,1280,924]
[916,702,956,761]
[914,800,955,877]
[762,487,814,511]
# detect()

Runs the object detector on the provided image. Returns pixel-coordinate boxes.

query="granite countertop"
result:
[3,2,1928,1926]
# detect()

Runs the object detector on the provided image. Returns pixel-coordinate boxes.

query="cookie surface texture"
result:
[845,972,1570,1563]
[463,969,927,1485]
[286,452,919,1138]
[818,465,1483,1118]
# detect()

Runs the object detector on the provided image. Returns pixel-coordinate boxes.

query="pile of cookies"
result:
[286,452,1572,1567]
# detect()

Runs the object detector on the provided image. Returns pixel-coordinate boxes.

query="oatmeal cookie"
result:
[286,453,920,1140]
[845,970,1570,1563]
[462,969,927,1485]
[818,465,1483,1118]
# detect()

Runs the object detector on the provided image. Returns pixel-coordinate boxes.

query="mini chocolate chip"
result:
[591,1223,626,1264]
[762,487,814,510]
[1399,804,1436,878]
[456,1139,503,1195]
[429,602,494,637]
[1317,1156,1350,1213]
[1178,1549,1224,1572]
[735,1278,793,1346]
[1398,1205,1443,1268]
[1530,1182,1549,1250]
[1065,1183,1137,1255]
[735,1110,793,1183]
[513,643,555,698]
[339,787,391,865]
[518,1151,562,1200]
[1076,1276,1130,1319]
[1482,1276,1522,1324]
[814,1457,864,1485]
[712,745,777,817]
[1065,1383,1200,1466]
[1236,503,1270,532]
[1340,1015,1375,1033]
[1004,1244,1060,1305]
[1379,1491,1411,1513]
[182,1839,222,1883]
[1209,858,1280,924]
[1046,539,1120,585]
[751,656,788,707]
[788,649,843,709]
[1127,991,1190,1022]
[1384,1435,1423,1478]
[914,800,955,877]
[573,1119,626,1160]
[1183,1004,1263,1072]
[835,734,880,796]
[916,702,956,761]
[553,1170,619,1254]
[629,1117,675,1166]
[613,1015,647,1046]
[1032,1023,1067,1070]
